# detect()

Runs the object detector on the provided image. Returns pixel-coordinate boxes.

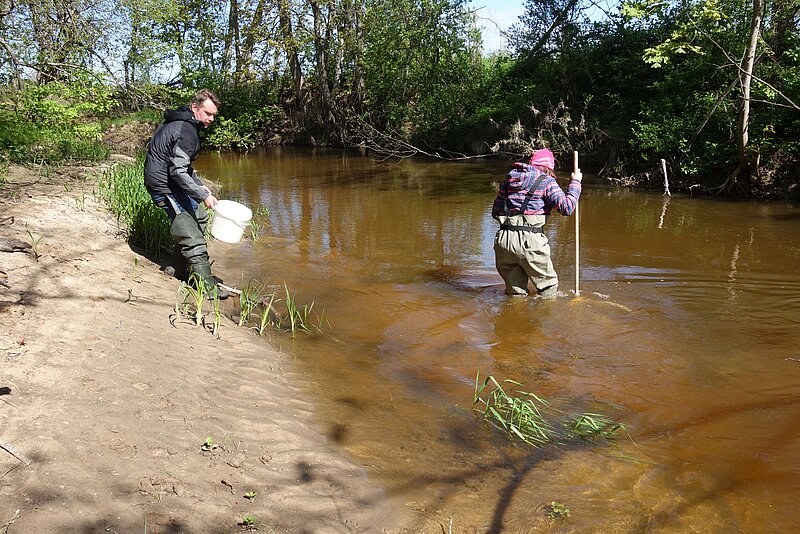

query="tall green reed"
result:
[239,279,267,326]
[283,282,314,337]
[98,156,171,256]
[255,292,277,336]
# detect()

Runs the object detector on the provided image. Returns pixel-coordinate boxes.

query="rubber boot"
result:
[538,284,559,299]
[170,211,228,300]
[188,260,230,300]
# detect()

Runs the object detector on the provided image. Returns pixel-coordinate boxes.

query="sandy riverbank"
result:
[0,160,402,533]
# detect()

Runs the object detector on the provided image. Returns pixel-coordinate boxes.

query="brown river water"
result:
[197,147,800,532]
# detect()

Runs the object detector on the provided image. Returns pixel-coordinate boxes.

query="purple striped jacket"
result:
[491,162,581,218]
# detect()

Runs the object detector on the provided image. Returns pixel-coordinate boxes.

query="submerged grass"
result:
[97,156,171,256]
[473,372,631,449]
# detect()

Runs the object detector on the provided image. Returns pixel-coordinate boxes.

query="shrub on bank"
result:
[0,79,112,164]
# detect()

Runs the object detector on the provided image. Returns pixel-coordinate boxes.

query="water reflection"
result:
[197,148,800,532]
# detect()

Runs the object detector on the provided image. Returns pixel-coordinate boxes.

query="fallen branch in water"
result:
[346,116,509,161]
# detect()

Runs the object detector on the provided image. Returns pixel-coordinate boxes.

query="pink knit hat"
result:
[529,148,555,169]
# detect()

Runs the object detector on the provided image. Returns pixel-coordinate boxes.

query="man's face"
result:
[192,99,218,127]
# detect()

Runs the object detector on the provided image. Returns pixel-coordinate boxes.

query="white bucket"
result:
[210,200,253,243]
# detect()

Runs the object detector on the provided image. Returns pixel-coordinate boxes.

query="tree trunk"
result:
[310,0,334,120]
[238,0,267,81]
[223,0,240,78]
[720,0,764,193]
[279,0,304,104]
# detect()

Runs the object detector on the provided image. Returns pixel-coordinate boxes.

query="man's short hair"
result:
[192,89,221,109]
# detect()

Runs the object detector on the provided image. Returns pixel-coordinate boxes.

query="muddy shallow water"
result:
[198,147,800,532]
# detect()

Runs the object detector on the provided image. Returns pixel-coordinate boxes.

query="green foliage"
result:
[15,78,114,125]
[361,0,482,139]
[0,0,795,196]
[204,83,281,151]
[97,157,172,256]
[0,78,113,163]
[0,155,8,184]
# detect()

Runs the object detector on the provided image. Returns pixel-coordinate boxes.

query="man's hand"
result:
[203,194,219,210]
[571,170,583,182]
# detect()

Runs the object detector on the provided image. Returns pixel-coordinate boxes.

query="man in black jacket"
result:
[144,89,229,299]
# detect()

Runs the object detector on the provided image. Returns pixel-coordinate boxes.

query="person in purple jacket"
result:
[491,148,582,298]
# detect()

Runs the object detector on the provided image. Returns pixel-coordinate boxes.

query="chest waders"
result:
[494,172,558,296]
[168,201,225,298]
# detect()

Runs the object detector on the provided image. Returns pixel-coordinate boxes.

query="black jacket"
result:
[144,106,208,201]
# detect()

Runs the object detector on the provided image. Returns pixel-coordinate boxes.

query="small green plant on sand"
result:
[174,273,220,330]
[239,516,257,530]
[131,256,142,283]
[175,274,207,327]
[26,227,43,261]
[473,372,631,448]
[74,191,87,211]
[201,437,218,452]
[244,490,257,501]
[211,292,222,338]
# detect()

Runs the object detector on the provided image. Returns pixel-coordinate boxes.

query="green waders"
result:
[493,214,559,298]
[170,204,228,299]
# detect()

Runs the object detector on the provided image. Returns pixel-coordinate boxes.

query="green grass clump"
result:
[283,282,313,337]
[233,279,327,338]
[173,273,223,336]
[97,156,171,256]
[238,279,268,326]
[473,372,630,449]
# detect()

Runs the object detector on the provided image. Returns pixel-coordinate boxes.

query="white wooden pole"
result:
[574,151,580,296]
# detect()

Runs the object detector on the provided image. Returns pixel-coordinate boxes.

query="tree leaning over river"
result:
[0,0,798,197]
